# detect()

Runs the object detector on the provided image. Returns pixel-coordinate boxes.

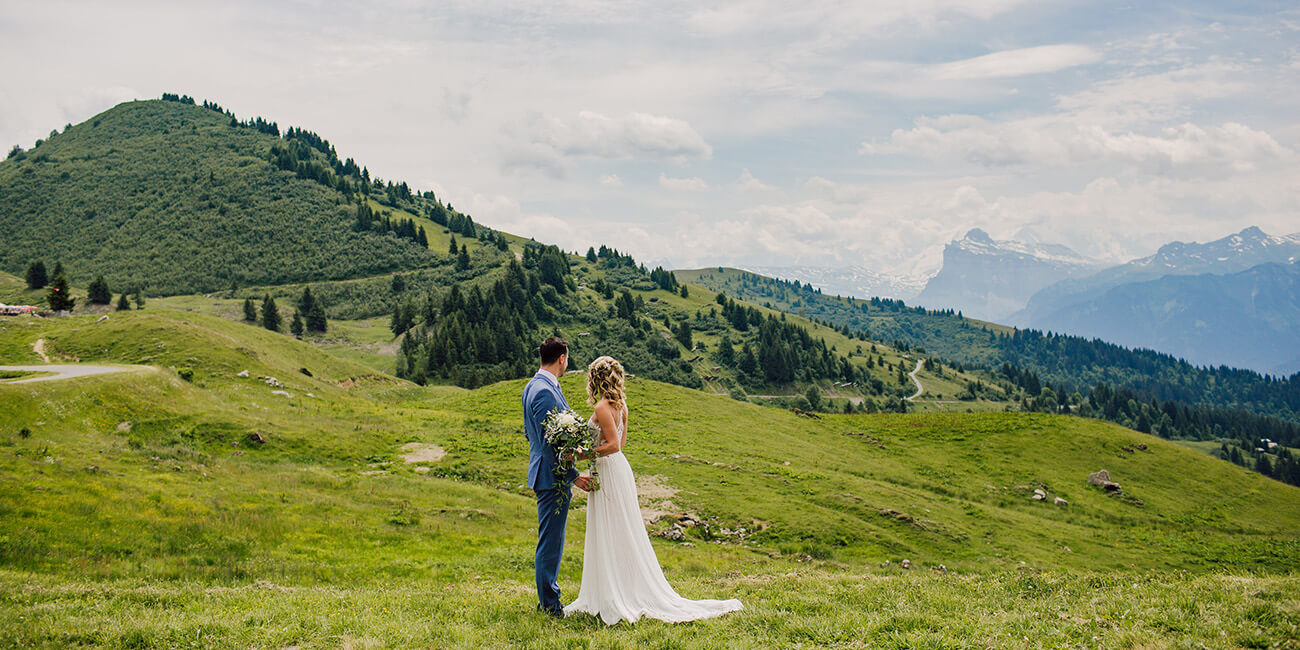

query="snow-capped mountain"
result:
[1015,226,1300,326]
[737,265,927,301]
[912,228,1104,322]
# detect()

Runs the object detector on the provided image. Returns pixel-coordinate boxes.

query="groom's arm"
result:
[527,389,579,484]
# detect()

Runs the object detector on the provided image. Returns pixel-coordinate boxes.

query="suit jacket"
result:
[523,369,577,491]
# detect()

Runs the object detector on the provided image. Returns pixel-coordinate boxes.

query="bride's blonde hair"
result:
[586,355,626,412]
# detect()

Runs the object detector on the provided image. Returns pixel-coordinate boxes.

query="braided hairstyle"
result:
[586,355,626,413]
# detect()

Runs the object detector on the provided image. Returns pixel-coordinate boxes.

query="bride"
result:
[564,356,744,625]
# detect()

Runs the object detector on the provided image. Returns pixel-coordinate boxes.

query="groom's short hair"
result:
[539,336,568,365]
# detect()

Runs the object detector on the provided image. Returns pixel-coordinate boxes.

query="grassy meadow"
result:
[1,309,1298,648]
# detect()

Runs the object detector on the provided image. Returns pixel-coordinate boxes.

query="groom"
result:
[523,336,592,617]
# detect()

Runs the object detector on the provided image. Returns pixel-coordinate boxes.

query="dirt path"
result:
[32,339,49,363]
[905,358,924,402]
[0,364,134,384]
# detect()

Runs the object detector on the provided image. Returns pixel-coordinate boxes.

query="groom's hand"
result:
[573,475,593,492]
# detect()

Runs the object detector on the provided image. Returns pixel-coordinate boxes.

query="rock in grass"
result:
[237,369,249,378]
[1054,497,1069,506]
[1088,469,1122,493]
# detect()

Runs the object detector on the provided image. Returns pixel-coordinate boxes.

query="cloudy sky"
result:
[2,0,1298,278]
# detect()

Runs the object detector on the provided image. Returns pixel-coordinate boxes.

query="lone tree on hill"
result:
[306,302,328,333]
[47,273,75,311]
[243,298,257,322]
[261,294,281,332]
[116,293,131,311]
[25,261,48,289]
[87,275,112,305]
[806,385,822,410]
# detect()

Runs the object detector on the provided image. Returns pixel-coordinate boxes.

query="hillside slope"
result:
[0,99,437,294]
[2,309,1298,647]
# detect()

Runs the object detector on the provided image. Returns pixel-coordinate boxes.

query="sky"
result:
[2,0,1298,278]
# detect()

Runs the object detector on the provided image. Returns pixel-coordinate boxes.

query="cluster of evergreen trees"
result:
[395,260,545,387]
[713,293,875,390]
[241,286,327,336]
[24,260,141,312]
[1220,442,1300,487]
[351,200,428,248]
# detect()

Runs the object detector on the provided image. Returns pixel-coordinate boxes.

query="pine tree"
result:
[243,298,257,322]
[306,302,328,333]
[680,284,689,298]
[115,293,131,311]
[46,273,75,311]
[676,321,693,350]
[738,343,757,376]
[133,291,145,309]
[298,286,317,317]
[52,261,64,278]
[87,275,111,305]
[806,385,822,410]
[25,261,48,289]
[290,310,305,336]
[1255,453,1273,478]
[448,235,458,256]
[716,335,735,366]
[261,295,281,332]
[456,245,470,271]
[586,247,598,263]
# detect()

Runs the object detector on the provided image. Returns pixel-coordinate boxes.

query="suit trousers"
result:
[535,484,569,612]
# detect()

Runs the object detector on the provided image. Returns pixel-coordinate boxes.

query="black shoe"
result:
[538,604,565,619]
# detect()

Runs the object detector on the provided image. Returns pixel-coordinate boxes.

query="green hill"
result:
[677,267,1300,464]
[0,98,440,295]
[1,309,1297,647]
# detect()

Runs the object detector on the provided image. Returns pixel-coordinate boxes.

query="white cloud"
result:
[659,173,709,191]
[600,173,623,187]
[863,116,1291,173]
[929,45,1100,80]
[514,110,712,162]
[734,168,773,192]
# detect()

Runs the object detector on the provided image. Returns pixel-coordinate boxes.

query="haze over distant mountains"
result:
[734,225,1300,376]
[738,265,926,302]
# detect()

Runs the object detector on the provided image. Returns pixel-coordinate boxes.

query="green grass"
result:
[1,309,1297,647]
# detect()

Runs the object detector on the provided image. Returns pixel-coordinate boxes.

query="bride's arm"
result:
[590,402,622,457]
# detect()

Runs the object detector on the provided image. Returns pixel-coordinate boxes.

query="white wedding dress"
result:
[564,409,743,625]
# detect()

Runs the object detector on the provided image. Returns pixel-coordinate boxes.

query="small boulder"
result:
[237,369,250,378]
[271,389,292,398]
[1088,469,1122,493]
[900,559,911,569]
[245,432,267,445]
[1054,497,1069,506]
[96,315,109,323]
[1032,488,1047,500]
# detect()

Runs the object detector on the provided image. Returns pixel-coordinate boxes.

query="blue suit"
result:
[522,369,577,613]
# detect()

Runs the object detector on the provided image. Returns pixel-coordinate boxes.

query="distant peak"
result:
[963,228,993,243]
[1237,225,1267,239]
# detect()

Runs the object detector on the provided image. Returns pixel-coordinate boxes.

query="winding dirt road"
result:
[905,358,925,402]
[0,365,134,384]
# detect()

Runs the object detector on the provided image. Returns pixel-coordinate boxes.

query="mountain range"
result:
[913,228,1104,322]
[1012,226,1300,375]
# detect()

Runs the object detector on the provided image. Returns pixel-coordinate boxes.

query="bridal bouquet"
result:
[543,408,600,495]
